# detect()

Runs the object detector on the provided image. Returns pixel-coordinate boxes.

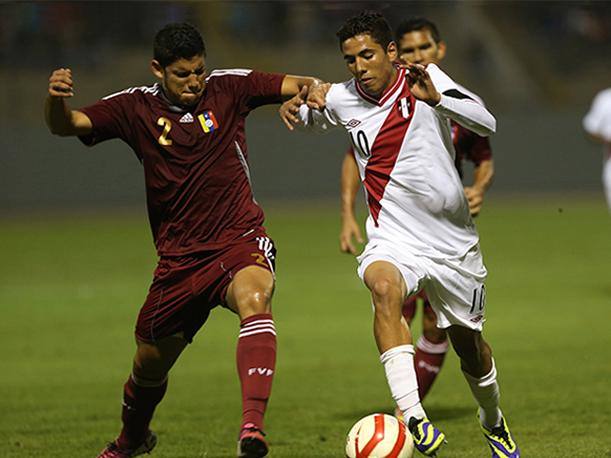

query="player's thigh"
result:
[422,246,487,332]
[221,233,277,319]
[136,258,202,344]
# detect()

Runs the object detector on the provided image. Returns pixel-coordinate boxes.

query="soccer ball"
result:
[345,413,414,458]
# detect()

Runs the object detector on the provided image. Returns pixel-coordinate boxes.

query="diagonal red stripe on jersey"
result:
[363,83,415,226]
[357,414,386,458]
[379,68,406,106]
[387,420,407,458]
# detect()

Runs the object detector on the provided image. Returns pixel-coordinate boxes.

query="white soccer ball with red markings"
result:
[345,413,414,458]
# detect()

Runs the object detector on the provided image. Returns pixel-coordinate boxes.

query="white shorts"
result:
[357,241,488,331]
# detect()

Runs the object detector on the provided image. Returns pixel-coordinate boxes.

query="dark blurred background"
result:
[1,1,610,213]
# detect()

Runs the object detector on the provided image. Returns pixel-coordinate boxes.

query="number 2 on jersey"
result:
[157,117,173,146]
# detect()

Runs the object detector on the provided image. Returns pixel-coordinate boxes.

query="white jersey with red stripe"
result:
[299,64,496,260]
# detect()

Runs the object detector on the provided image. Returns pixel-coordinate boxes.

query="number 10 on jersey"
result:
[350,130,371,159]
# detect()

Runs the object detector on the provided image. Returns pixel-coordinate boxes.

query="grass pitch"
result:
[1,196,610,457]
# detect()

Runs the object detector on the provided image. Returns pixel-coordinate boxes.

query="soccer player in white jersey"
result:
[280,11,519,458]
[583,88,611,211]
[340,17,497,407]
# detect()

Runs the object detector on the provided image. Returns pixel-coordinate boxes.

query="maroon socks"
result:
[414,336,448,400]
[236,313,277,431]
[117,375,167,449]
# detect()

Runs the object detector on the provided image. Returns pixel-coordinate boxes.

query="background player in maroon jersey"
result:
[339,17,495,405]
[45,22,325,458]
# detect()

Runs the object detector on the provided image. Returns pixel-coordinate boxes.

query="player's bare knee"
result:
[133,335,186,381]
[133,348,168,381]
[423,326,447,345]
[369,278,401,302]
[236,286,273,318]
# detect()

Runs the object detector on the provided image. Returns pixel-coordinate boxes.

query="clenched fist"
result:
[48,68,74,97]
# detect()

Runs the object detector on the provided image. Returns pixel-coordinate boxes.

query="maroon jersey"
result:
[451,121,492,178]
[79,69,285,256]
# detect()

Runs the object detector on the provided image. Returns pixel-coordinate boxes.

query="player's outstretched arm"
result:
[465,158,495,217]
[405,63,496,137]
[340,151,364,255]
[45,68,92,136]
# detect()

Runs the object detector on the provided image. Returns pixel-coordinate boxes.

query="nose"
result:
[355,58,367,77]
[187,74,200,90]
[412,50,423,64]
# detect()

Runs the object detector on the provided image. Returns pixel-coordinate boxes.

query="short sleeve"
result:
[78,92,134,146]
[241,70,286,110]
[583,89,611,141]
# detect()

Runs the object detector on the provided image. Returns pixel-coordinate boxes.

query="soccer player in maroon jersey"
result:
[45,22,325,458]
[339,17,495,404]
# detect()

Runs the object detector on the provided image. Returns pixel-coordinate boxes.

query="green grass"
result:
[1,196,610,457]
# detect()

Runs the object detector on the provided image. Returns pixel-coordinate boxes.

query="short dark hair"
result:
[336,11,393,50]
[395,17,441,43]
[154,22,206,67]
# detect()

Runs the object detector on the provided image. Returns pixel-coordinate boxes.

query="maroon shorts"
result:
[135,231,277,343]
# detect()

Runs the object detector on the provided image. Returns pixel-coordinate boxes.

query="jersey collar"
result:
[355,66,405,107]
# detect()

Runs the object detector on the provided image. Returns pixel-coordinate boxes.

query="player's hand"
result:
[279,86,307,130]
[339,215,364,255]
[48,68,74,97]
[306,81,331,110]
[403,63,440,107]
[464,186,484,217]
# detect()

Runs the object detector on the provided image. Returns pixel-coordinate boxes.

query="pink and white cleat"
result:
[96,431,157,458]
[237,423,268,458]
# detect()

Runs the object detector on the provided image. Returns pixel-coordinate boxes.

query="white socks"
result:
[380,344,426,421]
[463,358,502,429]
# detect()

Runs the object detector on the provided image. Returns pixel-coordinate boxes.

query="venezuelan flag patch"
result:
[198,111,219,133]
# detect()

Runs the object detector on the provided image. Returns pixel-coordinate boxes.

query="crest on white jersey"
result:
[179,113,194,123]
[398,97,411,119]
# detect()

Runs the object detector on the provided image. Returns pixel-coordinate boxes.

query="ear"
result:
[437,41,447,61]
[151,60,164,79]
[387,41,398,61]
